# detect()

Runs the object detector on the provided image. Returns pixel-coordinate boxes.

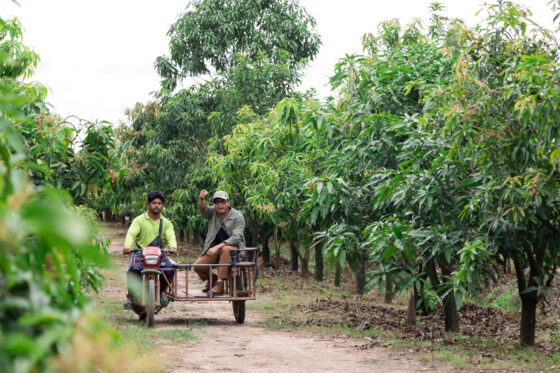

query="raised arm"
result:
[198,189,214,219]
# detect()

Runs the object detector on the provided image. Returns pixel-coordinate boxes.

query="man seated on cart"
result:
[195,189,245,296]
[122,190,178,310]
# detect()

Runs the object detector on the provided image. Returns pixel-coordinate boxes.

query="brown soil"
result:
[286,284,559,352]
[295,296,524,342]
[100,223,447,373]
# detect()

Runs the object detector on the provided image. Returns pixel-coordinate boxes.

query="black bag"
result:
[148,219,164,248]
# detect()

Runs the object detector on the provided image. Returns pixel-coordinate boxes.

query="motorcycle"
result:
[127,246,260,327]
[128,246,175,327]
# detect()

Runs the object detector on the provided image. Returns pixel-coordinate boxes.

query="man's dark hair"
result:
[147,190,165,204]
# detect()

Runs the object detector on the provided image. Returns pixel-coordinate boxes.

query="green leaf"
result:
[392,224,403,238]
[457,178,482,189]
[381,244,397,261]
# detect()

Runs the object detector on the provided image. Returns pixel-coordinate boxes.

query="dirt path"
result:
[102,226,446,373]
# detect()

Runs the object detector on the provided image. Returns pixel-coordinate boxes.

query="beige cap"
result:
[213,190,229,201]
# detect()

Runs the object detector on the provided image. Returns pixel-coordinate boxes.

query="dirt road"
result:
[102,226,445,373]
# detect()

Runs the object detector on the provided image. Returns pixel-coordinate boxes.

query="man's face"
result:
[213,198,229,214]
[148,198,164,214]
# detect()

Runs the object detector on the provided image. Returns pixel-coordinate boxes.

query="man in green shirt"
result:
[123,190,177,310]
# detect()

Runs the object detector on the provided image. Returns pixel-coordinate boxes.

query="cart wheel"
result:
[146,279,155,327]
[233,300,245,323]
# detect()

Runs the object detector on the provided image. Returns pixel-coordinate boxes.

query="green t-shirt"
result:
[124,212,177,250]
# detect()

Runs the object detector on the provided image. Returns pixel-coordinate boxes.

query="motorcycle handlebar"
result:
[162,248,178,256]
[124,248,177,256]
[123,248,140,256]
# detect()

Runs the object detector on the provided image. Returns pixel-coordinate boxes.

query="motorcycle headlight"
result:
[144,254,159,265]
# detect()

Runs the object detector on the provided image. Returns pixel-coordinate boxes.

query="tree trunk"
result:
[425,259,439,289]
[355,256,366,295]
[103,207,112,221]
[300,245,310,279]
[273,226,281,269]
[250,224,258,248]
[519,294,538,346]
[513,250,540,347]
[334,261,342,287]
[428,257,459,332]
[442,290,459,332]
[439,256,459,332]
[289,239,298,272]
[384,275,393,304]
[314,242,323,282]
[261,232,271,267]
[178,229,184,242]
[301,256,309,278]
[407,292,417,326]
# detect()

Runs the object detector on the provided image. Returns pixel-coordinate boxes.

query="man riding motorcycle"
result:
[122,190,177,312]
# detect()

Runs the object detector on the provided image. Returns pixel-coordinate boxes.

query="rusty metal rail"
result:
[165,247,259,302]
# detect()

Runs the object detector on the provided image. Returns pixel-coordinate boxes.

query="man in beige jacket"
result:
[195,190,245,295]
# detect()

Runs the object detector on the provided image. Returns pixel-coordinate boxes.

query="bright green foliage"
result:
[0,15,112,372]
[17,114,118,209]
[155,0,321,91]
[77,124,118,207]
[452,241,493,308]
[336,0,560,344]
[209,96,320,273]
[0,17,39,80]
[313,13,460,301]
[422,1,560,345]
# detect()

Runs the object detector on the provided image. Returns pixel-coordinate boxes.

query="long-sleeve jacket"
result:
[199,205,245,256]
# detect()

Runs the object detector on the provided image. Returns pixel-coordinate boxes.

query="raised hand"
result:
[199,189,208,200]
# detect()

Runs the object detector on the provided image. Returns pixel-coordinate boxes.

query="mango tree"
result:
[155,0,321,91]
[209,98,321,275]
[423,1,560,345]
[306,11,460,301]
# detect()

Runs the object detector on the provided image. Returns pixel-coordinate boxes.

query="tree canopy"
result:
[155,0,321,91]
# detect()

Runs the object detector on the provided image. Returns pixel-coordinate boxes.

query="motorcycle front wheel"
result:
[146,278,155,327]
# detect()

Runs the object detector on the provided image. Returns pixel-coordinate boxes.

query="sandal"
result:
[123,300,133,310]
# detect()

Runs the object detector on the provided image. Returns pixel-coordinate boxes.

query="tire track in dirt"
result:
[101,225,446,373]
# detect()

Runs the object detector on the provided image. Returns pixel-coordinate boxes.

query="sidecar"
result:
[159,247,259,324]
